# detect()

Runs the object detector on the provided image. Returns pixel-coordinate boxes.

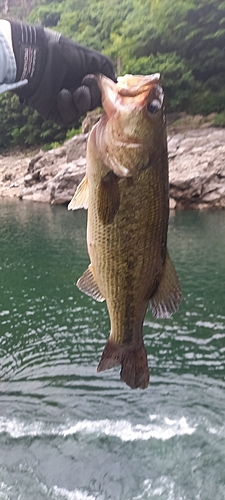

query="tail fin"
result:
[97,340,149,389]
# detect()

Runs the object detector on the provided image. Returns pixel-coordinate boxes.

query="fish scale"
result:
[69,74,182,389]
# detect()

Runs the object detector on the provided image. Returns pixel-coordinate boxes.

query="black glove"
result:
[10,20,116,125]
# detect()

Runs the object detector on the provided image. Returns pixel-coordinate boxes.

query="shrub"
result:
[0,93,80,150]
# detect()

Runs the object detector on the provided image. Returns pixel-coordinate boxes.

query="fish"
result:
[68,73,182,389]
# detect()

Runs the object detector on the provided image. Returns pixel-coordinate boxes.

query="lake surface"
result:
[0,198,224,500]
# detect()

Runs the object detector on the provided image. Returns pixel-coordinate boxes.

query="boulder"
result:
[168,128,225,209]
[19,134,88,205]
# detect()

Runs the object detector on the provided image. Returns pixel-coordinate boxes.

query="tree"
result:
[0,93,69,149]
[2,0,225,151]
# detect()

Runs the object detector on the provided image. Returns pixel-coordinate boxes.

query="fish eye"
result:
[147,99,161,115]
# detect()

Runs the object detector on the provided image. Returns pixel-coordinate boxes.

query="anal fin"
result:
[68,174,89,210]
[77,264,105,302]
[97,340,149,389]
[150,251,182,318]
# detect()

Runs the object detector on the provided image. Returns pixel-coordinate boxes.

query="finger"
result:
[57,88,79,125]
[73,85,92,114]
[101,60,117,82]
[81,75,102,110]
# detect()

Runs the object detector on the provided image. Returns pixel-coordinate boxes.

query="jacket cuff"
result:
[10,20,47,97]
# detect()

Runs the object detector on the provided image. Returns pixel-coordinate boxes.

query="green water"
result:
[0,198,224,500]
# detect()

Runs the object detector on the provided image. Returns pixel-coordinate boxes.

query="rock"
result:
[82,110,103,134]
[28,151,44,172]
[169,197,177,210]
[10,134,88,205]
[0,125,225,210]
[168,128,225,209]
[24,173,35,187]
[66,134,88,163]
[167,111,217,132]
[49,162,86,204]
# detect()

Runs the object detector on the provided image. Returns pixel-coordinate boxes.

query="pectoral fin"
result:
[68,174,89,210]
[150,251,182,318]
[77,264,105,302]
[97,171,120,225]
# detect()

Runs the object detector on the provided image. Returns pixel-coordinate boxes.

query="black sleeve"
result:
[10,20,116,124]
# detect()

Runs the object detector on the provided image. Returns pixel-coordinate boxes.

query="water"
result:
[0,198,224,500]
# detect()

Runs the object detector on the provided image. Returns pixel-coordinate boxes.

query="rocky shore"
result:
[0,124,225,209]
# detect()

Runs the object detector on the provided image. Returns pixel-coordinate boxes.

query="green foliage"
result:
[2,0,225,151]
[121,52,194,112]
[28,2,63,26]
[42,141,61,151]
[187,85,225,115]
[55,0,134,51]
[41,125,83,151]
[65,126,82,140]
[0,93,73,150]
[213,112,225,128]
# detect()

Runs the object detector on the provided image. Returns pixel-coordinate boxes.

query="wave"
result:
[0,415,196,441]
[133,476,189,500]
[59,416,196,441]
[0,482,100,500]
[0,482,11,498]
[50,486,101,500]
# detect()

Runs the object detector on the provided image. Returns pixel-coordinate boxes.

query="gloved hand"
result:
[10,20,116,125]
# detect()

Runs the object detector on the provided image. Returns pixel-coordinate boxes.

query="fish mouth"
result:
[98,73,160,96]
[117,73,161,97]
[98,73,162,117]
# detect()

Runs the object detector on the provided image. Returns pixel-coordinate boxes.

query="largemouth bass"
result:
[69,73,182,389]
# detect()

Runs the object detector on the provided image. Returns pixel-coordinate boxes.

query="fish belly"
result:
[87,164,168,389]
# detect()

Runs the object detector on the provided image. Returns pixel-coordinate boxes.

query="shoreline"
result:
[0,125,225,210]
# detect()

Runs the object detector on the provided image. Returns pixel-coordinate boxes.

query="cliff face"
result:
[0,134,88,204]
[0,127,225,209]
[168,128,225,210]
